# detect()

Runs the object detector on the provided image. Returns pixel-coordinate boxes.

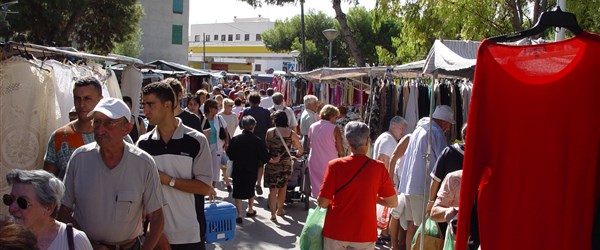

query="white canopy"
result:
[422,40,480,76]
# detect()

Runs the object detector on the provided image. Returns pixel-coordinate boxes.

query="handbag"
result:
[299,206,327,250]
[218,116,228,140]
[411,217,444,250]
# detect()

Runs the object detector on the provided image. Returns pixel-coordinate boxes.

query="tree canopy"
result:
[1,0,143,55]
[261,8,401,70]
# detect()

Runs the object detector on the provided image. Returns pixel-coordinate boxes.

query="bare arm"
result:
[377,154,391,177]
[141,208,165,250]
[317,196,330,208]
[333,127,344,157]
[43,162,59,177]
[389,134,410,178]
[158,172,214,195]
[430,203,457,223]
[377,195,398,208]
[291,131,304,156]
[427,179,441,213]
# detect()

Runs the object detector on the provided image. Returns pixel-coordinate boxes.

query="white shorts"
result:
[210,144,221,182]
[404,194,425,226]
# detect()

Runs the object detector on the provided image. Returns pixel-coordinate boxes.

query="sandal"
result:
[270,217,277,222]
[276,210,286,216]
[246,211,257,217]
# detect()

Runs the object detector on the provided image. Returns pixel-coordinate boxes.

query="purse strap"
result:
[67,223,74,250]
[275,128,293,159]
[335,158,370,195]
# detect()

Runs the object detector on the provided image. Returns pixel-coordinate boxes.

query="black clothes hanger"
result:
[489,6,583,43]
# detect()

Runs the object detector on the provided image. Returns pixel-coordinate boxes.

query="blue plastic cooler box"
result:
[204,200,237,243]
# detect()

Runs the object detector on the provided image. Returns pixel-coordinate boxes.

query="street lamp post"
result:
[290,50,300,72]
[322,29,339,68]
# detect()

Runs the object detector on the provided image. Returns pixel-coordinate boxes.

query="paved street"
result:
[206,182,393,250]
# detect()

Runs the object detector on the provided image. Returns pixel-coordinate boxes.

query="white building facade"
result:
[139,0,189,64]
[188,16,297,74]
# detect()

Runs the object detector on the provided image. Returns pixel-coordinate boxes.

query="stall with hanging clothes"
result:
[0,42,148,215]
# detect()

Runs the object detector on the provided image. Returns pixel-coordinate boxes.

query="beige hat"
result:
[432,105,455,124]
[88,98,132,122]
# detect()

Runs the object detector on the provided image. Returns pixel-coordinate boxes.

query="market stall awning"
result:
[297,67,370,81]
[148,60,211,76]
[422,40,480,77]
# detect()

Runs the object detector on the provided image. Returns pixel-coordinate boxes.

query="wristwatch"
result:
[169,176,176,187]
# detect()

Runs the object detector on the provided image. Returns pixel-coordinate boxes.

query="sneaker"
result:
[226,185,232,193]
[255,185,263,195]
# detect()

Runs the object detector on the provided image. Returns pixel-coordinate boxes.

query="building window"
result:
[172,0,183,14]
[221,35,225,41]
[256,34,262,41]
[228,34,233,41]
[236,34,240,40]
[244,34,250,41]
[214,34,218,41]
[172,25,183,45]
[205,35,210,42]
[254,64,261,72]
[194,35,200,42]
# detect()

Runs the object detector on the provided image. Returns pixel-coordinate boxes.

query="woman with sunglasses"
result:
[4,169,93,250]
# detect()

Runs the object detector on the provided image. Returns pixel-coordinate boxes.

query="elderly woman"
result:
[307,104,345,197]
[264,110,303,222]
[226,116,280,224]
[204,99,230,189]
[317,121,397,249]
[4,169,92,250]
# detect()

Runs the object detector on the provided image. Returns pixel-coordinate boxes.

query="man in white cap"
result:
[396,104,454,248]
[59,97,166,250]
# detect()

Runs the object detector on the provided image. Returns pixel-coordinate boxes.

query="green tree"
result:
[376,0,600,64]
[111,26,143,58]
[1,0,143,55]
[238,0,366,67]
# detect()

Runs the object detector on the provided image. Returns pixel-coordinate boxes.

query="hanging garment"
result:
[45,60,78,125]
[456,32,600,250]
[121,65,143,119]
[404,80,419,133]
[0,56,59,194]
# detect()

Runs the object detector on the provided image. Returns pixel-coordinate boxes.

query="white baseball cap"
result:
[432,105,455,124]
[88,98,131,122]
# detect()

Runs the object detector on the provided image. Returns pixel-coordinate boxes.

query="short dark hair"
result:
[73,77,102,96]
[142,82,175,110]
[204,99,218,114]
[248,93,261,105]
[272,110,289,127]
[162,77,183,95]
[259,89,266,95]
[266,88,274,96]
[234,98,242,106]
[122,96,132,106]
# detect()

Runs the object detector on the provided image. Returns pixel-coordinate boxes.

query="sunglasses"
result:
[2,194,30,210]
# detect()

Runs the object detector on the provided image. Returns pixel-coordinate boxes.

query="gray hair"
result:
[6,169,64,218]
[345,121,370,149]
[303,95,318,106]
[241,115,257,131]
[389,116,408,129]
[272,92,284,105]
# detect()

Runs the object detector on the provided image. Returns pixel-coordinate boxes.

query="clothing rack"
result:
[0,42,154,69]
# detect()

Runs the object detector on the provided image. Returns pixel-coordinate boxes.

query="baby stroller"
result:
[285,154,311,210]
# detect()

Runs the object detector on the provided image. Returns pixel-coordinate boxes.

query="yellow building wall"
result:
[189,46,272,53]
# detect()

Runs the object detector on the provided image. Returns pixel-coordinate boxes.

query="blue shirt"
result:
[208,120,217,144]
[398,118,448,195]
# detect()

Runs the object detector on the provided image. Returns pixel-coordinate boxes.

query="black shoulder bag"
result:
[67,223,74,250]
[334,158,371,195]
